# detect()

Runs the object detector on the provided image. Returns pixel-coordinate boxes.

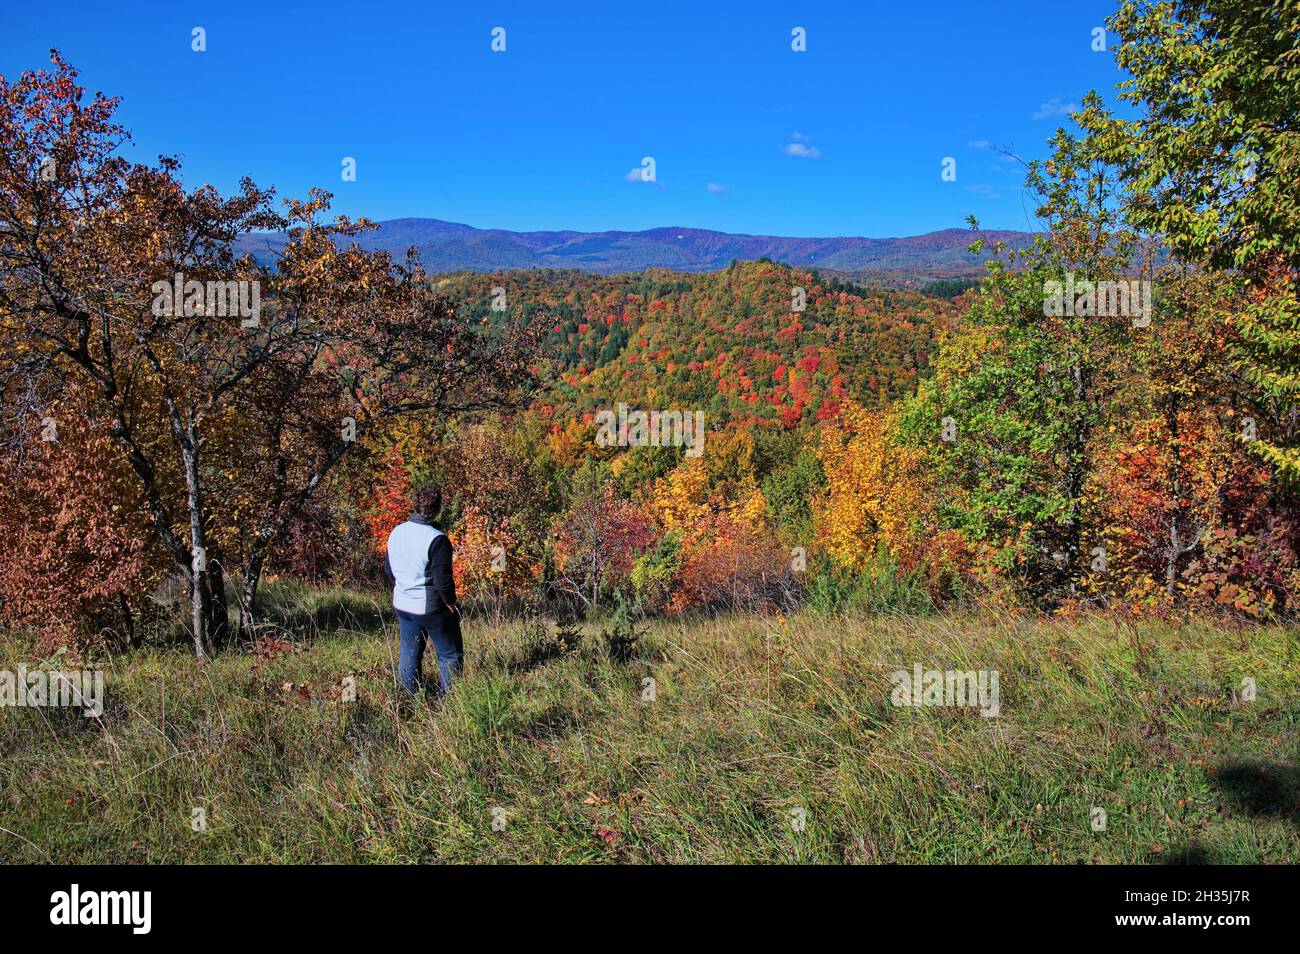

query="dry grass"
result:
[2,590,1297,863]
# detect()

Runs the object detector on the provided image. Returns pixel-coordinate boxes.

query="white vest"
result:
[387,519,446,614]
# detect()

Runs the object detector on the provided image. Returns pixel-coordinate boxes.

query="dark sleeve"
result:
[428,535,457,609]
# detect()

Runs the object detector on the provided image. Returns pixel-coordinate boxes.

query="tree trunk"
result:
[118,593,135,650]
[187,565,230,661]
[1165,520,1180,599]
[237,555,264,644]
[1056,361,1091,593]
[206,560,230,648]
[180,437,230,660]
[188,570,209,662]
[1164,400,1189,602]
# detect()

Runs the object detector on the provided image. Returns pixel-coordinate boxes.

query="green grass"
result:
[2,587,1297,863]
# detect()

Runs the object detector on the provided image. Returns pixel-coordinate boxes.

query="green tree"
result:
[1084,0,1300,476]
[899,120,1142,602]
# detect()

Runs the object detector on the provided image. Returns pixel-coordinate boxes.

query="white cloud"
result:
[1032,97,1078,120]
[790,131,814,142]
[967,139,990,150]
[781,142,821,159]
[707,182,728,194]
[624,167,646,182]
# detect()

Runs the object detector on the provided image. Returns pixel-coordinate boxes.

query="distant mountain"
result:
[234,218,1035,279]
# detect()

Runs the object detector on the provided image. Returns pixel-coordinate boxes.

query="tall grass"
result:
[1,585,1296,863]
[803,551,938,616]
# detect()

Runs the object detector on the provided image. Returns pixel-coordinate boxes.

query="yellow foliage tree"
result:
[813,402,927,570]
[649,456,713,535]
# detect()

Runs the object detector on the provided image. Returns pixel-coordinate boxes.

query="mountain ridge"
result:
[234,218,1035,279]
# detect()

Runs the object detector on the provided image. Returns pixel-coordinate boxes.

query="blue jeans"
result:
[396,608,462,695]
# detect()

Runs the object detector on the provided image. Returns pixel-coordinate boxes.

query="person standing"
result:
[385,484,462,695]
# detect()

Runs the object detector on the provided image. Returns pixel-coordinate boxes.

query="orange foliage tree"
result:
[0,384,167,650]
[0,54,543,656]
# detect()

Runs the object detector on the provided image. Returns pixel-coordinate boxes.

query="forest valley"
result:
[3,0,1300,665]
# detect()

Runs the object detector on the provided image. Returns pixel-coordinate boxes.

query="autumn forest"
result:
[1,0,1298,870]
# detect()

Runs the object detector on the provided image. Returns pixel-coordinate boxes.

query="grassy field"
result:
[2,586,1297,863]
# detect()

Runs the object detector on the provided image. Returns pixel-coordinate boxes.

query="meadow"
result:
[2,586,1296,864]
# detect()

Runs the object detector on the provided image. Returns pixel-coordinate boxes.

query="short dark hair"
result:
[412,484,442,518]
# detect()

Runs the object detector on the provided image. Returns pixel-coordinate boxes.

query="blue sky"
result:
[1,1,1128,237]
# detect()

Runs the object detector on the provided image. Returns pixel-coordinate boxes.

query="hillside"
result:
[436,262,959,430]
[235,219,1034,279]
